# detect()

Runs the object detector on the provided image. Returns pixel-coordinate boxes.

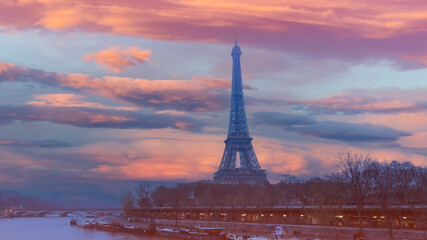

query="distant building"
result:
[214,40,268,184]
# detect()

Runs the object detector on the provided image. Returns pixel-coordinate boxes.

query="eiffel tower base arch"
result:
[214,169,267,184]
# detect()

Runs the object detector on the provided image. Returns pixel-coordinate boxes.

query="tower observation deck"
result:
[213,40,268,184]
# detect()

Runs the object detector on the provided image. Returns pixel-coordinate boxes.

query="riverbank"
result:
[143,218,426,240]
[3,214,425,240]
[92,215,427,240]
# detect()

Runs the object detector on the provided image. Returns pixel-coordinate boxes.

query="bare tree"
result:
[338,151,374,236]
[390,161,416,204]
[367,161,394,239]
[413,166,426,238]
[176,183,195,207]
[121,191,135,217]
[134,183,153,222]
[135,182,152,207]
[280,174,304,205]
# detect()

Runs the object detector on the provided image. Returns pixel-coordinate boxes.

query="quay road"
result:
[3,205,425,232]
[1,206,425,239]
[3,205,425,231]
[135,205,426,231]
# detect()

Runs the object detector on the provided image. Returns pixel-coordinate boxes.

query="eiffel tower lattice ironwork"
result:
[214,40,268,184]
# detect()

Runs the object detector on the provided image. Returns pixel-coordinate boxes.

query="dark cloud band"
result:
[0,62,229,112]
[0,105,203,132]
[252,111,411,143]
[0,139,71,148]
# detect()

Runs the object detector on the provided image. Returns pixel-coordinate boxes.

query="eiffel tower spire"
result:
[214,40,267,184]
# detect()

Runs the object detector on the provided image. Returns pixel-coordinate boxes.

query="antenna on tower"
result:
[234,32,237,46]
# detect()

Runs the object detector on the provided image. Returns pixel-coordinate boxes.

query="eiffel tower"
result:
[214,39,268,184]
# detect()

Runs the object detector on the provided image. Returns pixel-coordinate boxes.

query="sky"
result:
[1,0,427,206]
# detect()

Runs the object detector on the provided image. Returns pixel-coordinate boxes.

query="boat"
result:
[123,224,156,235]
[228,226,306,240]
[265,226,305,240]
[74,215,97,228]
[157,226,225,240]
[44,212,61,217]
[95,220,123,231]
[268,226,287,240]
[226,233,251,240]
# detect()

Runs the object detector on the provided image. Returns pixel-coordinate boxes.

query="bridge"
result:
[2,209,122,218]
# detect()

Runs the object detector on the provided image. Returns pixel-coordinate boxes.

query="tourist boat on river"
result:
[73,215,97,228]
[226,226,316,240]
[123,224,156,235]
[226,233,251,240]
[226,226,288,240]
[95,220,123,231]
[157,226,225,240]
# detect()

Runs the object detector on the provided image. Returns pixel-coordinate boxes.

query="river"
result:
[0,217,168,240]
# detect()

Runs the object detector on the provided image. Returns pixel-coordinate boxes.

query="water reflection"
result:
[0,217,168,240]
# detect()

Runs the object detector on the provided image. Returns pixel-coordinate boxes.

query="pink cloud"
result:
[0,139,69,148]
[60,74,229,112]
[0,62,230,112]
[0,151,49,183]
[78,131,325,181]
[0,127,425,184]
[291,88,427,115]
[356,113,427,133]
[398,54,427,69]
[83,46,151,73]
[27,93,138,111]
[155,110,187,116]
[398,132,427,149]
[0,105,202,131]
[2,1,427,66]
[86,134,307,181]
[193,76,253,90]
[2,0,422,39]
[75,132,427,182]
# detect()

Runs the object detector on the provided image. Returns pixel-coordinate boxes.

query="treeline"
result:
[126,154,425,209]
[122,153,426,237]
[0,191,58,210]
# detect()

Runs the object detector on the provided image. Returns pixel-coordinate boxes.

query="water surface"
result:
[0,217,167,240]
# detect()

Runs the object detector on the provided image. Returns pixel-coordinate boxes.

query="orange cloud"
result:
[84,132,225,180]
[398,132,427,149]
[27,93,138,111]
[78,129,427,182]
[155,110,187,116]
[0,62,230,112]
[291,88,427,115]
[399,54,427,68]
[80,128,335,181]
[0,104,202,131]
[356,112,427,133]
[2,0,427,66]
[193,76,252,90]
[0,126,425,184]
[300,96,415,113]
[83,46,151,73]
[60,74,229,112]
[0,0,425,39]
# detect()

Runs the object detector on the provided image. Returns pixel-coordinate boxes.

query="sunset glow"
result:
[0,0,427,204]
